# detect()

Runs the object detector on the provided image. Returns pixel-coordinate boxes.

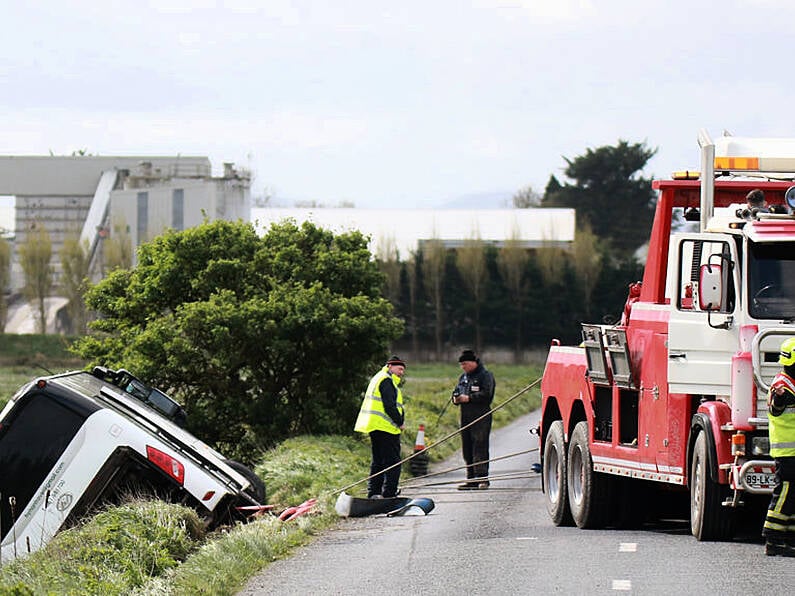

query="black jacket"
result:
[452,362,495,421]
[378,376,404,427]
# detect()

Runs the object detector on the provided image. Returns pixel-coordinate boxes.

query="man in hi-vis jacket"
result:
[763,337,795,557]
[355,356,406,499]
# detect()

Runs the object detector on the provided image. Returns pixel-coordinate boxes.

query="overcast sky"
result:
[1,0,792,208]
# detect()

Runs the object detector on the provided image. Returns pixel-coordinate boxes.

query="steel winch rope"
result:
[420,485,537,492]
[420,486,540,494]
[330,375,543,497]
[402,470,538,489]
[398,447,539,488]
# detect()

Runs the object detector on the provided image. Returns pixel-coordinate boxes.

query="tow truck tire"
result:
[690,431,734,541]
[567,421,612,529]
[227,459,267,504]
[543,420,573,526]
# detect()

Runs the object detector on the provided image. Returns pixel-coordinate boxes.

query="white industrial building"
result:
[252,207,575,258]
[0,155,575,333]
[0,155,250,332]
[0,156,250,287]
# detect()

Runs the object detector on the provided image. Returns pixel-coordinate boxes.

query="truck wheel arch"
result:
[688,412,720,486]
[689,423,736,541]
[541,395,587,446]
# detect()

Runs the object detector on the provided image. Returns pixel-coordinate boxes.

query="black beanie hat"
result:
[458,349,478,363]
[386,355,406,367]
[746,188,765,207]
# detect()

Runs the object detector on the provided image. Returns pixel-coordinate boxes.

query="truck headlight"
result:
[751,436,770,456]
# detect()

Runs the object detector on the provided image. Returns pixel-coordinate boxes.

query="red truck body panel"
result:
[540,158,795,537]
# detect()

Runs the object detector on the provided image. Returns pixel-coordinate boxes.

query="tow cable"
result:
[332,376,543,498]
[399,447,540,491]
[267,376,543,520]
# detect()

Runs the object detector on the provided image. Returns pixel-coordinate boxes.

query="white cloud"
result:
[475,0,597,22]
[0,106,374,153]
[3,0,795,207]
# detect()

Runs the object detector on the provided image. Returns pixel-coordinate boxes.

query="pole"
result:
[434,396,453,426]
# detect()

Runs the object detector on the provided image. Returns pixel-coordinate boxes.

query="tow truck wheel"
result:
[567,421,612,529]
[543,420,573,526]
[690,431,735,541]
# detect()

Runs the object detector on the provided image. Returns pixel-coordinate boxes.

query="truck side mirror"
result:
[699,262,733,330]
[699,263,722,311]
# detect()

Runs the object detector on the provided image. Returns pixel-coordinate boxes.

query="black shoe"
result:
[765,541,795,557]
[457,482,478,490]
[476,481,490,490]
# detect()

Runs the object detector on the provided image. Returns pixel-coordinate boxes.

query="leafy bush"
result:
[72,220,404,461]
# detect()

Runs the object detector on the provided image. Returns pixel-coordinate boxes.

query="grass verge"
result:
[0,361,544,595]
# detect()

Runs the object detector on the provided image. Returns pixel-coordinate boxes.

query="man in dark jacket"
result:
[451,349,495,490]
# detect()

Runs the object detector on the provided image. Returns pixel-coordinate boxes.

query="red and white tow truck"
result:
[539,130,795,540]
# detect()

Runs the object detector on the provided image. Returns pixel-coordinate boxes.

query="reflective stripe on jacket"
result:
[354,367,404,435]
[769,372,795,458]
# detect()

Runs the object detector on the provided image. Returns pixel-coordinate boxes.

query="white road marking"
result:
[612,579,632,591]
[515,536,538,540]
[619,542,637,552]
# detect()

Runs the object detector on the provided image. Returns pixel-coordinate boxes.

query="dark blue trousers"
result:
[368,430,402,498]
[763,457,795,544]
[461,413,492,480]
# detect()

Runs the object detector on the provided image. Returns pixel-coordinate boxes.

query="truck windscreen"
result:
[0,392,86,539]
[748,241,795,320]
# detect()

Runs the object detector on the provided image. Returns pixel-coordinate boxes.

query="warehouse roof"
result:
[251,207,575,258]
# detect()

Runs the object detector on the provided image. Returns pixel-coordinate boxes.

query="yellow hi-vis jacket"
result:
[354,367,404,435]
[768,372,795,458]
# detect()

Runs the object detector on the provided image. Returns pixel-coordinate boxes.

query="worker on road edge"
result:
[355,355,406,499]
[763,337,795,557]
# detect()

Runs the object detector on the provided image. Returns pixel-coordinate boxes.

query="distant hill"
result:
[438,191,514,209]
[254,190,518,210]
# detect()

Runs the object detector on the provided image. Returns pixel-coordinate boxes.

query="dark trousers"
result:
[763,457,795,543]
[461,413,492,480]
[368,430,402,498]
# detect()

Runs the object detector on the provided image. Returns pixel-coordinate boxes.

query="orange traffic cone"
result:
[414,424,426,451]
[410,424,429,477]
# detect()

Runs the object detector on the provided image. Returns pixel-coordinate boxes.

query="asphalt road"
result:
[239,413,795,595]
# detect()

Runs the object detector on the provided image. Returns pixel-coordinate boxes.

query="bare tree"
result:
[497,228,529,360]
[535,236,567,288]
[19,224,53,334]
[456,233,487,352]
[104,219,134,272]
[376,235,401,307]
[571,223,603,319]
[421,238,446,359]
[512,185,542,208]
[406,251,420,357]
[60,234,91,334]
[0,237,11,332]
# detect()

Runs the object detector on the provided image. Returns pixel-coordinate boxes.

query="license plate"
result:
[743,472,775,491]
